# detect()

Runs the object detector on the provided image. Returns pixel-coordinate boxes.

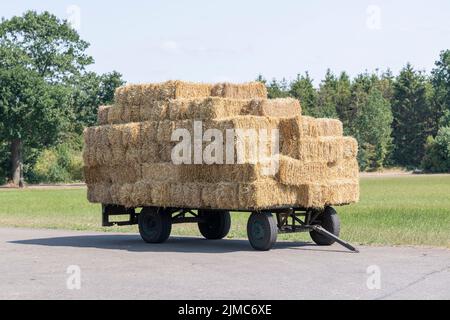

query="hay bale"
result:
[211,82,267,99]
[302,116,344,137]
[279,116,302,156]
[315,118,344,136]
[140,101,169,122]
[295,179,360,208]
[202,182,239,209]
[238,180,298,210]
[249,98,301,117]
[87,183,112,204]
[115,81,268,107]
[278,156,359,186]
[107,106,122,125]
[168,183,203,208]
[98,106,111,125]
[343,137,359,159]
[85,80,360,210]
[102,97,300,125]
[295,137,346,163]
[130,181,153,206]
[142,163,180,183]
[180,163,262,183]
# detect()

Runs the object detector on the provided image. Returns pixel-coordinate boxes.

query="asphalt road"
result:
[1,228,449,300]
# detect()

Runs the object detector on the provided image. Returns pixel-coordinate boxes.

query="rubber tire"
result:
[138,207,172,244]
[247,212,278,251]
[198,210,231,240]
[310,207,341,246]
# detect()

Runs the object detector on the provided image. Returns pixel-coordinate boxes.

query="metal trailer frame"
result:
[101,204,359,252]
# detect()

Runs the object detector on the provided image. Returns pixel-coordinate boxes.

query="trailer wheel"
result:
[310,207,341,246]
[198,210,231,240]
[247,212,278,251]
[138,207,172,244]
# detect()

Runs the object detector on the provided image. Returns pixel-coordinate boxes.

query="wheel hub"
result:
[252,221,265,240]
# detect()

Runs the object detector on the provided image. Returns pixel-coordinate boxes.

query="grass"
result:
[0,175,449,247]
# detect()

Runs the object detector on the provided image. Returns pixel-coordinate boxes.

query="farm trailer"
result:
[101,204,358,252]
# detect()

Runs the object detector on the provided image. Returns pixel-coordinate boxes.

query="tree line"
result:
[1,11,449,187]
[257,53,450,172]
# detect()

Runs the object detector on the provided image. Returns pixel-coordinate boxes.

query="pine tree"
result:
[392,64,433,167]
[316,69,338,118]
[289,72,317,116]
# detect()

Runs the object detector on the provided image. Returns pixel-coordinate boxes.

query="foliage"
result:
[352,89,393,170]
[391,64,433,167]
[32,135,84,183]
[289,72,317,116]
[0,11,123,184]
[422,126,450,173]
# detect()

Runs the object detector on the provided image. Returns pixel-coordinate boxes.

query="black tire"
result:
[138,207,172,243]
[198,210,231,240]
[310,207,341,246]
[247,212,278,251]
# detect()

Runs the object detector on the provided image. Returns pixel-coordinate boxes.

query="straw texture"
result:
[84,81,359,210]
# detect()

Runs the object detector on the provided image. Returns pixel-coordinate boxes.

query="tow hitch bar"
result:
[311,225,360,253]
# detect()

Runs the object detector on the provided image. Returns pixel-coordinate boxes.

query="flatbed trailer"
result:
[101,205,358,252]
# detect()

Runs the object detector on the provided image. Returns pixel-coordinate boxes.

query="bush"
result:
[422,127,450,173]
[32,136,84,183]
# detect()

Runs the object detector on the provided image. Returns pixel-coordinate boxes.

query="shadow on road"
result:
[9,234,353,254]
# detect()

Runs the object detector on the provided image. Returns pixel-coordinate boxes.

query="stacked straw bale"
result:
[85,81,359,210]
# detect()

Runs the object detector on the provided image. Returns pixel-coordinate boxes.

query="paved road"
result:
[1,228,449,300]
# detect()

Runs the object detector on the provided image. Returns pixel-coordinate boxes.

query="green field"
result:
[0,175,449,247]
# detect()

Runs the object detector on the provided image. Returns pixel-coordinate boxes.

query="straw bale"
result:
[84,166,111,184]
[97,106,111,125]
[116,81,213,106]
[315,118,343,137]
[139,142,162,163]
[202,182,239,209]
[142,163,181,183]
[87,183,112,204]
[278,156,359,186]
[149,182,170,205]
[167,183,203,208]
[211,82,267,99]
[238,180,298,210]
[106,105,122,124]
[343,137,358,159]
[140,101,169,122]
[279,116,302,156]
[295,179,360,208]
[115,81,268,107]
[130,180,153,206]
[295,137,345,163]
[249,98,301,117]
[118,183,135,208]
[179,163,262,183]
[301,117,344,137]
[102,97,300,125]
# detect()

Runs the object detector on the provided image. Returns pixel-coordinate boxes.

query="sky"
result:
[1,0,449,85]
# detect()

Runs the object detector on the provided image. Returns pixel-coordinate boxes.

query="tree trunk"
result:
[10,139,24,188]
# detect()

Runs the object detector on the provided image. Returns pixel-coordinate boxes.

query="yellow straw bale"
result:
[97,106,111,125]
[211,82,267,99]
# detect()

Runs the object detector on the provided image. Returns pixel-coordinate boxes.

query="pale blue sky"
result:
[2,1,449,85]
